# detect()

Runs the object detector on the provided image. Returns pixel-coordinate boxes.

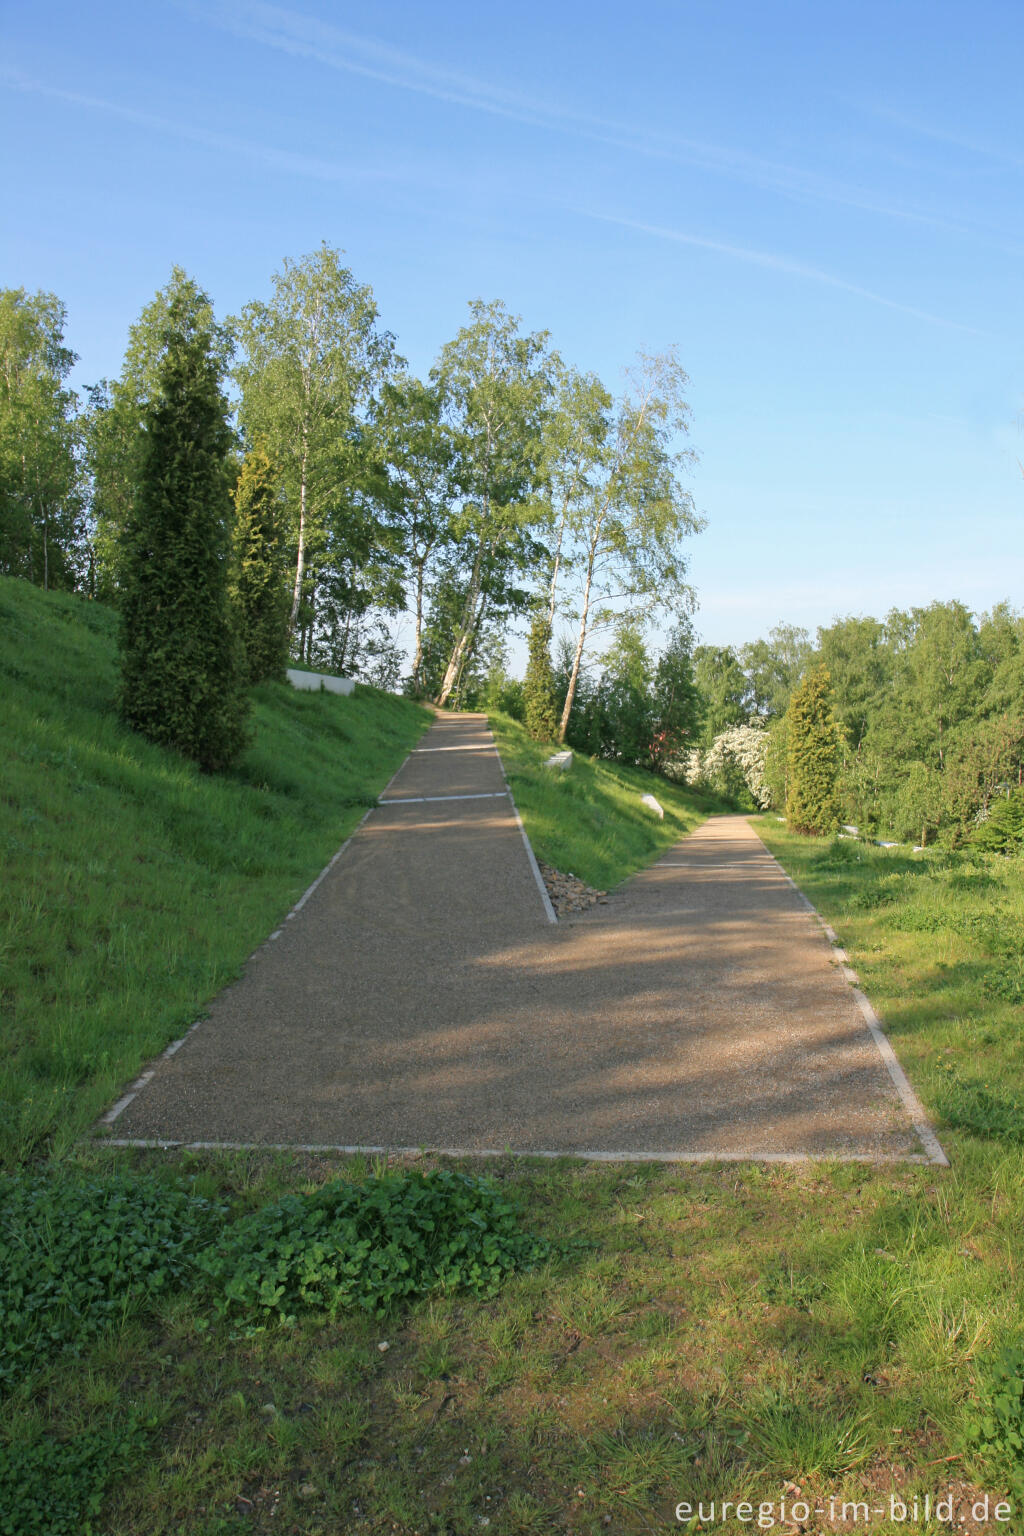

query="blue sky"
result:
[3,0,1022,659]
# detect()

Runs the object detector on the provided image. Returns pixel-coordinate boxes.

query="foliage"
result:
[684,723,771,808]
[0,575,430,1165]
[551,350,702,741]
[0,1172,224,1381]
[118,277,248,772]
[0,288,84,591]
[968,1346,1024,1499]
[197,1169,551,1323]
[431,299,553,705]
[523,608,559,741]
[973,787,1024,855]
[692,644,748,745]
[85,267,232,602]
[649,617,703,772]
[785,665,844,835]
[371,374,456,693]
[0,1416,150,1536]
[232,243,399,652]
[738,622,811,720]
[230,444,290,684]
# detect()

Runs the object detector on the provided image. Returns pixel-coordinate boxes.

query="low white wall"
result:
[286,668,355,696]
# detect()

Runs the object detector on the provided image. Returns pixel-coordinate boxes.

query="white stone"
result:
[544,750,573,771]
[641,793,664,819]
[287,668,355,696]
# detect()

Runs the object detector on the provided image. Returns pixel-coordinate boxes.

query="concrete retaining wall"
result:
[286,668,355,696]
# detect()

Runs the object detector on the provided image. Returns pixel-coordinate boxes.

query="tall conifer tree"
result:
[231,445,289,683]
[523,608,559,741]
[785,666,843,835]
[119,280,247,771]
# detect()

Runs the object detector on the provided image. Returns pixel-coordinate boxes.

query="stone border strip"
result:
[101,1136,938,1166]
[492,739,558,926]
[750,826,949,1168]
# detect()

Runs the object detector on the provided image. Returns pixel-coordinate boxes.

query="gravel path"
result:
[105,715,942,1163]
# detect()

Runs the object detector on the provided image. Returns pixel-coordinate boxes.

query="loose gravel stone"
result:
[537,860,609,918]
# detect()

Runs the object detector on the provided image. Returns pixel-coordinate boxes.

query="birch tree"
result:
[0,288,84,590]
[370,375,457,693]
[232,245,397,642]
[430,301,552,707]
[553,349,701,742]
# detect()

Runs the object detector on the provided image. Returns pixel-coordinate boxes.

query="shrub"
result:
[197,1167,552,1323]
[0,1173,225,1382]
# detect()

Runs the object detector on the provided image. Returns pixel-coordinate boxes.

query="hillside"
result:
[0,577,431,1166]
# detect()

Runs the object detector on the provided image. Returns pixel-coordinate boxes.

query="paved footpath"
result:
[108,714,944,1163]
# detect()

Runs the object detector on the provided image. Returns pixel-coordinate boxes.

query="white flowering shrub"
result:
[675,723,771,808]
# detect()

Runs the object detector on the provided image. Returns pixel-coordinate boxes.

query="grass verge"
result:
[488,712,727,890]
[6,588,1024,1532]
[0,576,431,1166]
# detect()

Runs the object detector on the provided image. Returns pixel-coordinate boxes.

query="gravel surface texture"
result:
[108,714,933,1161]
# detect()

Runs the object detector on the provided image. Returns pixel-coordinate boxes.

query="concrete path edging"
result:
[751,828,948,1167]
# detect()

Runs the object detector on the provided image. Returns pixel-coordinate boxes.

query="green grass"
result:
[0,575,431,1166]
[489,711,728,889]
[752,818,1024,1154]
[6,585,1024,1532]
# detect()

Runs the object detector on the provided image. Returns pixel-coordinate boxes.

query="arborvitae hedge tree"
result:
[785,665,843,835]
[231,445,289,684]
[119,281,248,772]
[523,609,559,741]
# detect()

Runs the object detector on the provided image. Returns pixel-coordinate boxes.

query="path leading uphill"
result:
[106,714,943,1163]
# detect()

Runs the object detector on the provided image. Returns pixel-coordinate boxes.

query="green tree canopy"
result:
[0,288,84,590]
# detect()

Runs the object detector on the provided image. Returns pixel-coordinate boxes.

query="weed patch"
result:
[0,1414,150,1536]
[198,1168,553,1324]
[0,1172,224,1383]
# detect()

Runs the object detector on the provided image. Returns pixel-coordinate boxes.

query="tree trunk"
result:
[411,560,426,691]
[557,526,600,741]
[436,534,486,706]
[288,429,309,636]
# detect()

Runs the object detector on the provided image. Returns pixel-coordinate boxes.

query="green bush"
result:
[0,1173,225,1382]
[0,1417,149,1536]
[974,789,1024,855]
[968,1345,1024,1499]
[197,1168,552,1323]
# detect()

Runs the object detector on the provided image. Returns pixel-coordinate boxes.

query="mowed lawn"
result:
[3,580,1024,1533]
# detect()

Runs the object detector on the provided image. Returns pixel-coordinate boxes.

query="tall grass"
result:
[0,577,430,1166]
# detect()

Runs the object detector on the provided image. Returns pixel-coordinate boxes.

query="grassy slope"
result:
[489,711,727,888]
[0,576,431,1164]
[5,598,1024,1532]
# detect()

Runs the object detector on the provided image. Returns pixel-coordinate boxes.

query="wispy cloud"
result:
[582,211,987,335]
[861,101,1024,174]
[198,1,975,236]
[1,69,401,186]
